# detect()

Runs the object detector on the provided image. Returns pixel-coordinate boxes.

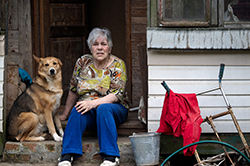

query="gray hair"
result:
[87,27,113,49]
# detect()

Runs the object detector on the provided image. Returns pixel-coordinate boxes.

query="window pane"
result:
[164,0,206,21]
[224,0,250,22]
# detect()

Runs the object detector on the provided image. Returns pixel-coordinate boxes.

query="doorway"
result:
[32,0,130,106]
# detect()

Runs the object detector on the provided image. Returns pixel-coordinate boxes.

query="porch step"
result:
[2,137,136,165]
[61,111,147,137]
[61,119,147,137]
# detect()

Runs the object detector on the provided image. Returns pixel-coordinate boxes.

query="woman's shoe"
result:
[58,154,73,166]
[58,160,72,166]
[100,157,119,166]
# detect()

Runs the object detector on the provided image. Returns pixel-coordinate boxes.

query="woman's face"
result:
[91,36,111,61]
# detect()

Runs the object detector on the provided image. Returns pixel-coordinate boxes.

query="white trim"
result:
[147,28,250,50]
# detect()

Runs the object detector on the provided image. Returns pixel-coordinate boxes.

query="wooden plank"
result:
[147,121,159,132]
[8,30,18,39]
[19,0,33,76]
[7,30,19,53]
[149,81,250,95]
[131,17,147,25]
[8,38,18,52]
[148,66,250,80]
[148,96,250,108]
[147,51,250,66]
[40,0,50,58]
[138,44,148,123]
[50,26,85,38]
[150,0,158,27]
[148,107,250,121]
[132,83,142,92]
[126,0,132,106]
[132,75,142,84]
[132,41,146,50]
[147,120,250,133]
[131,25,147,33]
[131,33,146,42]
[132,50,139,66]
[132,66,140,76]
[131,1,147,9]
[161,21,209,27]
[200,121,250,133]
[131,93,141,106]
[147,29,250,50]
[50,4,83,26]
[32,0,41,61]
[0,0,6,29]
[8,0,18,30]
[131,8,147,17]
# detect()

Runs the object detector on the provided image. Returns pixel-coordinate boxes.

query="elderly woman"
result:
[58,27,129,166]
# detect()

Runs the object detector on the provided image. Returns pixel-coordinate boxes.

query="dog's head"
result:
[33,55,63,77]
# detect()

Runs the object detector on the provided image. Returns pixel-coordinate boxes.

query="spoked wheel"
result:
[160,140,250,166]
[193,151,249,166]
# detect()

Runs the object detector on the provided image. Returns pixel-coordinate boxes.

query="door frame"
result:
[31,0,132,104]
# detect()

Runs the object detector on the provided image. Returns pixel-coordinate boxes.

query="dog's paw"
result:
[59,129,64,137]
[39,136,46,141]
[52,133,63,142]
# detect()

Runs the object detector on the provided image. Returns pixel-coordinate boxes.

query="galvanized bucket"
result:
[129,132,161,166]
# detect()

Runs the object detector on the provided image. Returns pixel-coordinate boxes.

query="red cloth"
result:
[157,89,203,156]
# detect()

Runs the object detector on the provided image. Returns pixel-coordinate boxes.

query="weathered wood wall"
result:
[2,0,147,108]
[1,0,33,77]
[130,0,147,107]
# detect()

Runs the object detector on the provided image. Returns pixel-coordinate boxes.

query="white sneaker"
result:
[58,156,73,166]
[100,157,120,166]
[58,160,71,166]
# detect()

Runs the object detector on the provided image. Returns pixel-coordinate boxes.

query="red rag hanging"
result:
[156,89,203,156]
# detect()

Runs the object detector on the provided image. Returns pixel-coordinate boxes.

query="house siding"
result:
[0,35,5,132]
[147,29,250,133]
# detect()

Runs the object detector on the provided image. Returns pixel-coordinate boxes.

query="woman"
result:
[58,27,129,166]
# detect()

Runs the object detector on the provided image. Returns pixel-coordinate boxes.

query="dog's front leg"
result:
[54,112,64,137]
[44,111,62,142]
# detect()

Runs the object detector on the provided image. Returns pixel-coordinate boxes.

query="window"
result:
[154,0,250,27]
[159,0,210,27]
[223,0,250,27]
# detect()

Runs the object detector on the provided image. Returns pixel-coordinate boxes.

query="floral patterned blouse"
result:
[70,54,129,109]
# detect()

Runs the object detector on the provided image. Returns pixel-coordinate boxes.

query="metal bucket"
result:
[129,132,161,166]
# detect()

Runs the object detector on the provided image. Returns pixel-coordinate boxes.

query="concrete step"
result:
[0,163,135,166]
[2,137,136,165]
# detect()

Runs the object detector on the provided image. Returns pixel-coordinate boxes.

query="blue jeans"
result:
[61,103,128,159]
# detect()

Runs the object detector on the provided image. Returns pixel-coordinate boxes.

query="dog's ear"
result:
[33,55,40,63]
[58,59,63,66]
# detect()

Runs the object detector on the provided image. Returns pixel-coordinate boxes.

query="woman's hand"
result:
[75,93,118,114]
[75,100,97,114]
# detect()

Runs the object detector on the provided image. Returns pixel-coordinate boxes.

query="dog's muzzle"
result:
[50,67,56,75]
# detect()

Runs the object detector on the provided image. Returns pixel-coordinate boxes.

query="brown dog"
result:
[7,55,64,142]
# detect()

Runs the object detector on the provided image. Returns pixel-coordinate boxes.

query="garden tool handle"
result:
[219,63,225,82]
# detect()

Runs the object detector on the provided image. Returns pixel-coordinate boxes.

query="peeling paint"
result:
[147,28,250,50]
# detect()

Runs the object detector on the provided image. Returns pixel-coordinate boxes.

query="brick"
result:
[4,143,20,152]
[45,144,55,152]
[92,153,103,161]
[18,154,31,161]
[3,137,135,164]
[3,154,31,162]
[23,143,37,152]
[82,143,92,153]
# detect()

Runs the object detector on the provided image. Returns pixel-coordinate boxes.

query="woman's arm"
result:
[59,90,79,120]
[75,93,118,114]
